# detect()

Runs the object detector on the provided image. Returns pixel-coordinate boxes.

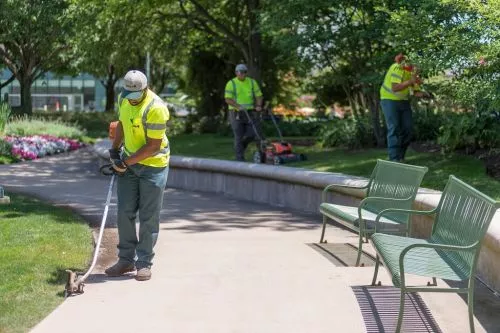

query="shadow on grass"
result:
[47,267,83,285]
[0,193,84,225]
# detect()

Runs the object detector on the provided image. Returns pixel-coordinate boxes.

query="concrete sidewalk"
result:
[0,148,498,333]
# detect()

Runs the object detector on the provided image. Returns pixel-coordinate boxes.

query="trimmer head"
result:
[64,270,85,297]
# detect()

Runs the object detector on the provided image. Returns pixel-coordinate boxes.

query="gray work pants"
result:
[116,164,169,268]
[229,110,263,161]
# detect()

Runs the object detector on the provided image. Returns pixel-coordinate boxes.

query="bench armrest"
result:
[398,241,478,279]
[357,197,414,228]
[373,207,437,233]
[322,183,369,201]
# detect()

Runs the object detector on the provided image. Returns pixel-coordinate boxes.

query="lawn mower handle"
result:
[241,108,265,142]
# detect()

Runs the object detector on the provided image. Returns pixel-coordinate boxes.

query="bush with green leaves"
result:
[166,117,187,137]
[320,116,375,149]
[34,111,116,138]
[261,117,325,138]
[438,111,500,154]
[0,139,13,158]
[0,102,12,134]
[412,103,448,142]
[4,116,85,140]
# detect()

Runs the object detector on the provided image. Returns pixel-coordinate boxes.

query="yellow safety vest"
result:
[380,63,420,101]
[224,77,262,110]
[118,90,170,168]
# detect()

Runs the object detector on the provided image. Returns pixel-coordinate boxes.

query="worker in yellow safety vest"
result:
[224,64,264,161]
[380,53,430,162]
[106,70,170,281]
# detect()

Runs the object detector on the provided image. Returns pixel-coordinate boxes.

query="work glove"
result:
[111,158,128,175]
[108,148,121,161]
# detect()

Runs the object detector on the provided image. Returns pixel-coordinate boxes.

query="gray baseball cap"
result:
[235,64,248,72]
[122,70,147,99]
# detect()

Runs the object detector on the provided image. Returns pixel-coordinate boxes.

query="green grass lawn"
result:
[0,194,92,333]
[171,134,500,199]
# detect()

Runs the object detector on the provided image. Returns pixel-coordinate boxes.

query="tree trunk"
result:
[247,0,262,84]
[105,82,116,112]
[369,92,385,147]
[20,77,33,116]
[104,65,117,112]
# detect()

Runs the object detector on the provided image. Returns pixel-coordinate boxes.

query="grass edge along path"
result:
[0,193,92,333]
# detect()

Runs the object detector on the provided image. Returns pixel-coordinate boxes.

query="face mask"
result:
[125,91,143,100]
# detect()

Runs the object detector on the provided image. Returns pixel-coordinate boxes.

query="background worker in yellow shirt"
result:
[380,53,430,162]
[224,64,264,161]
[106,70,170,281]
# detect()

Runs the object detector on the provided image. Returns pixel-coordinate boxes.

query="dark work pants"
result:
[116,164,169,268]
[229,110,263,161]
[380,99,413,161]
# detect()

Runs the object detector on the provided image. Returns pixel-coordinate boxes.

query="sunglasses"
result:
[236,71,247,74]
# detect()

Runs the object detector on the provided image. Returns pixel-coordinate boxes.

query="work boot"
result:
[135,267,152,281]
[105,261,135,277]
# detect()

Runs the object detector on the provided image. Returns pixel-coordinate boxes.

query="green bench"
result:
[319,159,428,266]
[370,175,500,333]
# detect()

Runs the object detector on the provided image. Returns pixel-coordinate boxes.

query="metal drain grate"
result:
[309,243,376,267]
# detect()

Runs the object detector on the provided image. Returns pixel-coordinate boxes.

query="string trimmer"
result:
[64,168,115,297]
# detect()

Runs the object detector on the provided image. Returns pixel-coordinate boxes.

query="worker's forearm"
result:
[123,144,159,166]
[225,98,239,108]
[392,80,414,92]
[112,122,124,149]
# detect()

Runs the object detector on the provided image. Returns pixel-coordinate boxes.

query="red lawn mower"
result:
[242,107,307,165]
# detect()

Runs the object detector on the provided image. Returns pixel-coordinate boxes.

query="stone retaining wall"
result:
[93,139,500,292]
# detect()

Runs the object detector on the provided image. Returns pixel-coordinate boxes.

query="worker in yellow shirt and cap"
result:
[380,53,430,162]
[106,70,170,281]
[224,64,264,161]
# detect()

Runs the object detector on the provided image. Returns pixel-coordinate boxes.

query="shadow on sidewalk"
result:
[351,286,442,333]
[84,273,136,284]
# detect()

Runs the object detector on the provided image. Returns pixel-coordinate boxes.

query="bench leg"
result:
[319,215,327,243]
[371,255,380,286]
[468,278,476,333]
[427,277,437,286]
[395,290,406,333]
[355,233,363,266]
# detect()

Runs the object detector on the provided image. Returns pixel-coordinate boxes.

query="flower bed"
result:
[2,135,85,160]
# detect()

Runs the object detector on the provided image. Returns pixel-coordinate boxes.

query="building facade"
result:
[0,70,107,112]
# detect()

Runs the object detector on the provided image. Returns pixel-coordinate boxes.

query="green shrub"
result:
[34,111,116,138]
[0,139,12,156]
[261,117,325,137]
[192,115,223,134]
[438,111,500,153]
[5,116,85,139]
[166,117,187,136]
[412,104,448,142]
[0,102,12,134]
[320,116,375,149]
